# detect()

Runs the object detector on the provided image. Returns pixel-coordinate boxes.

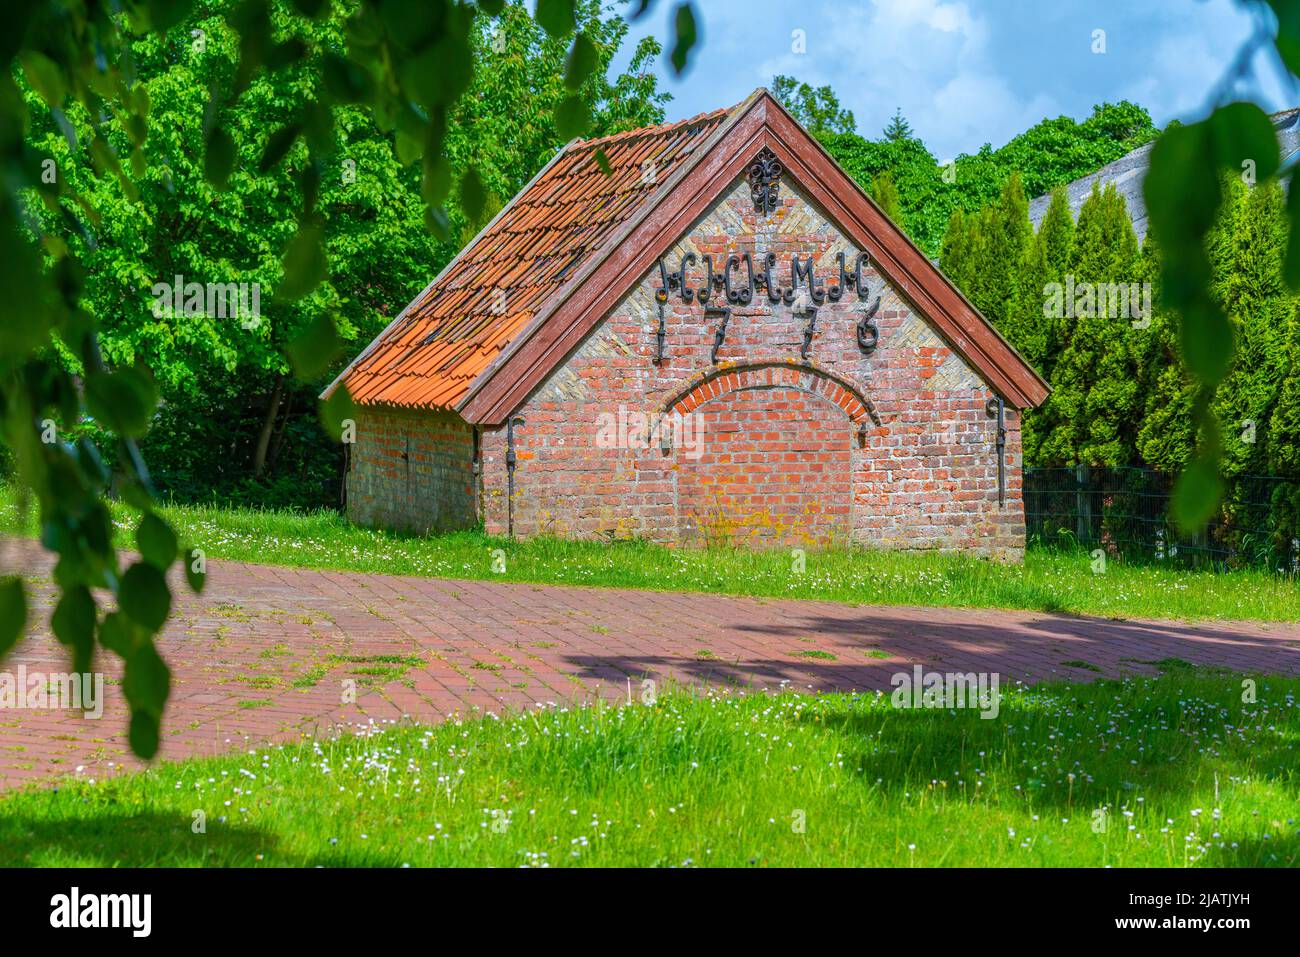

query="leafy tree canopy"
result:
[0,0,694,757]
[806,85,1157,258]
[771,74,856,136]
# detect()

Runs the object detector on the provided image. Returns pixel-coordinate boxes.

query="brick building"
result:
[325,90,1048,557]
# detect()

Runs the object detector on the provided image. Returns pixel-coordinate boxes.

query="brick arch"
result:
[662,360,879,426]
[670,361,868,548]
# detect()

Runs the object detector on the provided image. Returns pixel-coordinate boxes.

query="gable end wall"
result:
[470,177,1025,558]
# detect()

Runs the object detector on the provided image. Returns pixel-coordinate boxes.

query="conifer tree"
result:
[967,172,1031,332]
[940,207,975,295]
[1008,230,1051,370]
[1034,182,1141,465]
[882,107,913,142]
[1008,233,1052,466]
[1213,178,1292,483]
[1270,312,1300,481]
[1007,238,1055,365]
[1269,308,1300,560]
[1033,188,1094,465]
[967,204,1001,320]
[1023,187,1075,379]
[871,170,906,234]
[1038,186,1075,276]
[932,151,1300,551]
[1133,234,1198,473]
[1134,178,1240,476]
[947,179,1059,466]
[998,170,1034,295]
[1081,184,1143,465]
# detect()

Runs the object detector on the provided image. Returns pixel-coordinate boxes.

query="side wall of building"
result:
[346,405,477,535]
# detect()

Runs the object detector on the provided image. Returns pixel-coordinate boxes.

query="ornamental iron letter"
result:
[791,254,825,305]
[678,252,697,303]
[857,294,881,352]
[834,250,865,298]
[761,252,781,303]
[828,252,847,302]
[800,306,818,360]
[656,256,685,298]
[698,255,717,304]
[655,258,670,304]
[723,254,739,303]
[724,253,754,305]
[853,252,870,299]
[748,148,782,216]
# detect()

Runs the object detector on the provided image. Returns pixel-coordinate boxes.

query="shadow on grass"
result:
[0,807,399,867]
[0,807,427,867]
[1203,833,1300,867]
[789,675,1300,830]
[0,807,298,867]
[553,656,1300,827]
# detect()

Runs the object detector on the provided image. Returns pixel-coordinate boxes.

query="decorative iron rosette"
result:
[748,148,782,215]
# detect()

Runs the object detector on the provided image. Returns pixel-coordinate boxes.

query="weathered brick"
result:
[349,177,1026,559]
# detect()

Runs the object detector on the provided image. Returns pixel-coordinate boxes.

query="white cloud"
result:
[930,74,1057,159]
[620,0,1284,157]
[756,0,1060,157]
[1120,0,1293,124]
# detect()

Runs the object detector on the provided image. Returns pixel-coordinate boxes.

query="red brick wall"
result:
[474,176,1027,558]
[678,385,853,547]
[346,406,476,534]
[352,174,1028,558]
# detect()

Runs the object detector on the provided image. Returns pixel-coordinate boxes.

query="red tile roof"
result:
[331,107,733,411]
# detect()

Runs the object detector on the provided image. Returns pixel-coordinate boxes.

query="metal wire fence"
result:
[1024,466,1300,571]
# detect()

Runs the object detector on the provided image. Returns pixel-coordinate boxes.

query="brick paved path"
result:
[2,536,1299,789]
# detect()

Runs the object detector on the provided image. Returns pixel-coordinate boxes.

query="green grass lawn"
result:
[1,668,1296,867]
[3,483,1298,622]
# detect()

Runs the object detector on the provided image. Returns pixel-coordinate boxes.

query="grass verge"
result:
[0,669,1296,867]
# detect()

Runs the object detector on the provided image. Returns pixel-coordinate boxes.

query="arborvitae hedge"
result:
[1133,233,1198,473]
[940,207,975,294]
[1214,179,1292,482]
[999,181,1143,466]
[940,170,1300,559]
[819,100,1156,258]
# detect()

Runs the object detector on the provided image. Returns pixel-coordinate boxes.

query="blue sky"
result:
[609,0,1299,160]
